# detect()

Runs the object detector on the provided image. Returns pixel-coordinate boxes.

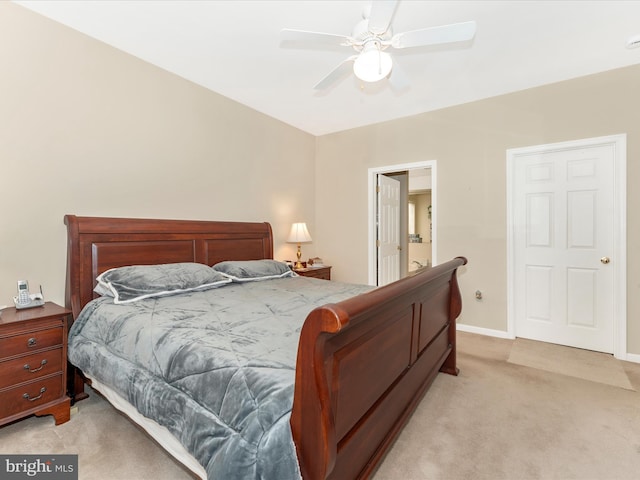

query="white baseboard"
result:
[457,323,514,339]
[618,351,640,364]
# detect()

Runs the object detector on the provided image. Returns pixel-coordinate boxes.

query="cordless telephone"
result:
[17,280,30,305]
[13,280,45,309]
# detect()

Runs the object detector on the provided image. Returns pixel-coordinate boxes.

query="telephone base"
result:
[13,294,45,310]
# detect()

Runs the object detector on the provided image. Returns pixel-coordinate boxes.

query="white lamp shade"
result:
[287,222,312,243]
[353,42,392,83]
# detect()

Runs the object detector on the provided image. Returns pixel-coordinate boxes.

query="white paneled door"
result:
[509,136,626,354]
[377,174,401,286]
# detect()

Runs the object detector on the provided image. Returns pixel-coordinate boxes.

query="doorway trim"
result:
[506,134,627,359]
[368,160,437,285]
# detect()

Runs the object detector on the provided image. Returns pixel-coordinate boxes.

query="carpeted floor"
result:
[507,337,634,391]
[373,332,640,480]
[1,331,639,480]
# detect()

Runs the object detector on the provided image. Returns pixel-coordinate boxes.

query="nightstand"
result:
[295,265,332,280]
[0,302,71,426]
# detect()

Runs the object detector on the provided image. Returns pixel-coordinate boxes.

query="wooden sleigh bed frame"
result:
[64,214,467,480]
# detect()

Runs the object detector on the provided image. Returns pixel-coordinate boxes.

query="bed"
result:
[64,214,467,479]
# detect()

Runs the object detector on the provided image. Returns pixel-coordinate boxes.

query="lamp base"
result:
[294,245,303,270]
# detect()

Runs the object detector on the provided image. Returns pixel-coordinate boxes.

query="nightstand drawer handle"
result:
[23,387,46,402]
[27,337,37,348]
[24,359,48,373]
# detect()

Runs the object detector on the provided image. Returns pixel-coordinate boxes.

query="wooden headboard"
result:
[64,215,273,320]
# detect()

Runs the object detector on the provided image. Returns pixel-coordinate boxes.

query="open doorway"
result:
[368,161,437,286]
[408,169,433,272]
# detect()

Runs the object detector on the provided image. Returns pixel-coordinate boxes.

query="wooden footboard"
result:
[290,256,467,480]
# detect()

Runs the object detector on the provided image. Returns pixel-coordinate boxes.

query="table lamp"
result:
[287,222,312,269]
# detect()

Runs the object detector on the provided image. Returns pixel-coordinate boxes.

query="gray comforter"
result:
[68,276,374,479]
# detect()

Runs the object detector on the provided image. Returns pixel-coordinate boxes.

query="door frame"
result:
[506,134,627,359]
[368,160,437,285]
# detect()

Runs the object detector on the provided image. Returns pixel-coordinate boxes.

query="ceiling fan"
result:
[280,0,477,90]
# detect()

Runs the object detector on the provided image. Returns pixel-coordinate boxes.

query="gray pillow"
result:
[212,260,296,282]
[95,262,231,304]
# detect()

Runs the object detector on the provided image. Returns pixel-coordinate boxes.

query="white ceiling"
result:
[14,0,640,136]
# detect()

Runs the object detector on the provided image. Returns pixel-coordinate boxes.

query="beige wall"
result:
[0,3,316,306]
[316,64,640,354]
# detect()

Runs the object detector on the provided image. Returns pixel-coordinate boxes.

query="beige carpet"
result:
[507,337,634,390]
[0,390,196,480]
[2,332,640,480]
[373,332,640,480]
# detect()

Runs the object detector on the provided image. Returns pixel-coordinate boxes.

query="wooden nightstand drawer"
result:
[0,302,71,426]
[0,348,63,389]
[0,327,63,359]
[0,373,64,419]
[295,265,332,280]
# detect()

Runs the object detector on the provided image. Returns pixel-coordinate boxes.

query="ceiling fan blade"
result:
[314,56,358,90]
[367,0,399,35]
[391,21,477,49]
[280,28,353,47]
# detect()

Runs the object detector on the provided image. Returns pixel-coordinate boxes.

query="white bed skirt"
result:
[87,376,207,480]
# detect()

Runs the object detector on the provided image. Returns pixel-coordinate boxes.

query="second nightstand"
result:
[0,302,71,426]
[295,265,332,280]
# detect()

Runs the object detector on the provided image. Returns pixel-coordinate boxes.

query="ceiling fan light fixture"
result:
[281,2,477,90]
[353,42,392,83]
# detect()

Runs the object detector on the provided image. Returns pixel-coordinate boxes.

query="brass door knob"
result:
[601,256,611,264]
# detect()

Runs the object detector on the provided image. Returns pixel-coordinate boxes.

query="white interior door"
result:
[377,174,401,286]
[509,136,626,354]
